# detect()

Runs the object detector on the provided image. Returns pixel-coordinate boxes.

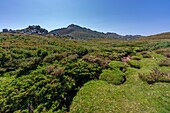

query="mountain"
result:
[49,24,142,40]
[2,24,142,40]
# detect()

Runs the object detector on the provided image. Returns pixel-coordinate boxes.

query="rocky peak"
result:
[2,25,48,35]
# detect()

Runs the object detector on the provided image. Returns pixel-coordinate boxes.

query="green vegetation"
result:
[0,32,170,112]
[139,67,170,84]
[70,80,170,113]
[99,61,127,85]
[99,69,125,85]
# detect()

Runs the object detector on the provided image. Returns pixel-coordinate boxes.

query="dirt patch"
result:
[121,56,132,63]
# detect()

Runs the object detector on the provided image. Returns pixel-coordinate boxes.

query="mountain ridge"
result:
[2,24,142,40]
[50,24,142,40]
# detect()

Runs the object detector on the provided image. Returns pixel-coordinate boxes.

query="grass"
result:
[70,80,170,113]
[99,69,125,85]
[70,52,170,113]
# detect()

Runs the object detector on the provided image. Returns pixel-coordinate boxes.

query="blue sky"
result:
[0,0,170,35]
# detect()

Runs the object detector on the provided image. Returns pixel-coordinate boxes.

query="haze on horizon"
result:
[0,0,170,36]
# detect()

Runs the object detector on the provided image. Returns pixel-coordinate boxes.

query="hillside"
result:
[0,33,170,112]
[2,24,142,40]
[139,32,170,41]
[50,24,142,40]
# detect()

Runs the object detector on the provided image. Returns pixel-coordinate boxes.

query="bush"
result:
[159,59,170,67]
[83,55,109,68]
[124,48,136,56]
[0,74,75,113]
[155,48,170,58]
[109,61,127,72]
[139,67,170,84]
[67,54,79,61]
[43,53,66,63]
[144,41,170,50]
[45,65,64,76]
[131,56,141,60]
[165,53,170,58]
[127,60,140,69]
[99,69,125,85]
[16,57,41,77]
[0,53,8,66]
[19,57,41,69]
[51,67,64,77]
[141,52,152,58]
[0,68,6,75]
[46,66,55,74]
[64,60,102,86]
[37,49,48,58]
[74,47,88,57]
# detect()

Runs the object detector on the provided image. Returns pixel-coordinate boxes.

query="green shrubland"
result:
[0,33,170,112]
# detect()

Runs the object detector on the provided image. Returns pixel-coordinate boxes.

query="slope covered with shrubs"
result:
[0,33,170,112]
[70,52,170,113]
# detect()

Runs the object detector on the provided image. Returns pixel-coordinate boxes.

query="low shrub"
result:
[142,52,152,58]
[165,53,170,58]
[37,49,48,58]
[46,66,55,74]
[43,53,66,63]
[108,53,125,61]
[67,54,79,61]
[144,41,170,50]
[16,57,41,77]
[51,67,64,77]
[109,61,127,72]
[159,59,170,67]
[64,60,102,86]
[124,48,136,56]
[0,74,75,113]
[82,55,109,68]
[155,48,170,58]
[0,68,6,75]
[99,69,125,85]
[131,56,141,60]
[127,60,140,69]
[139,67,170,84]
[74,47,88,57]
[19,57,41,69]
[46,66,64,76]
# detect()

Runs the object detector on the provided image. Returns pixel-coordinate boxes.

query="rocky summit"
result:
[2,25,48,35]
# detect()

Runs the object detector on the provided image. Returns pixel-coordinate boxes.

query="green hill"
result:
[0,33,170,113]
[49,24,142,40]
